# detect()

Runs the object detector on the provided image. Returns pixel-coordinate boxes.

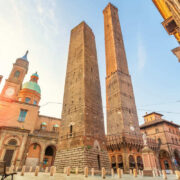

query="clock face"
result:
[5,87,15,97]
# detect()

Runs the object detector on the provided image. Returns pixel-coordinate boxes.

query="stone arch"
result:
[117,155,123,169]
[159,149,172,170]
[137,156,143,170]
[4,136,21,146]
[174,149,180,167]
[26,143,41,167]
[111,156,116,172]
[43,145,56,168]
[2,136,21,167]
[8,139,17,146]
[129,155,135,169]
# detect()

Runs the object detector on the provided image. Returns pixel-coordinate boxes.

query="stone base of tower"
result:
[54,146,111,174]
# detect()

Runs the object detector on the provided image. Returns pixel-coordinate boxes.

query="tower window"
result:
[97,155,101,170]
[18,109,27,122]
[14,71,20,78]
[25,97,31,103]
[33,100,37,105]
[70,125,73,136]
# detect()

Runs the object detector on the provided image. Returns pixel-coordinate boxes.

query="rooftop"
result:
[140,119,180,129]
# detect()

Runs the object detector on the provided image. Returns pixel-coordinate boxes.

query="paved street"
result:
[4,173,177,180]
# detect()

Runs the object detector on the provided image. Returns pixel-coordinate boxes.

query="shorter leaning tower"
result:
[54,22,110,173]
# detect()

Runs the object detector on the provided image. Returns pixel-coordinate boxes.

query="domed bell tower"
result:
[1,51,29,101]
[18,72,41,105]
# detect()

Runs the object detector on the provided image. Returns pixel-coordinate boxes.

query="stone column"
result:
[39,145,45,168]
[0,132,5,160]
[17,135,28,166]
[122,148,129,172]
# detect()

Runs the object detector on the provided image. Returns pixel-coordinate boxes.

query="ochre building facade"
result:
[152,0,180,61]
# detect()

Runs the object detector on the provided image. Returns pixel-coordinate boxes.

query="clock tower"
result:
[0,51,29,100]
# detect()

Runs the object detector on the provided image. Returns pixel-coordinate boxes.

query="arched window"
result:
[8,139,17,146]
[14,71,20,78]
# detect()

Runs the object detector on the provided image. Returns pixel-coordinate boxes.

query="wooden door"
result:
[3,150,14,167]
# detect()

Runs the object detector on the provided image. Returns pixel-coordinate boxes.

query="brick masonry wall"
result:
[55,146,110,173]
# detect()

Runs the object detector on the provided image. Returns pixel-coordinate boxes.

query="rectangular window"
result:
[18,109,27,122]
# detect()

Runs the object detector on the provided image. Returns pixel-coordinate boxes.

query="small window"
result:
[33,100,37,105]
[18,109,27,122]
[70,125,73,136]
[25,97,31,103]
[14,71,20,78]
[18,98,22,102]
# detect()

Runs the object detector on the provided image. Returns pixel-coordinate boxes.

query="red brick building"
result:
[140,112,180,170]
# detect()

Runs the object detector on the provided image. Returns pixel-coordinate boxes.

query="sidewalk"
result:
[5,173,177,180]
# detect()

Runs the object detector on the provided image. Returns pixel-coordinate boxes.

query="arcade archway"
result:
[159,150,172,170]
[137,156,143,170]
[129,155,135,170]
[111,156,116,172]
[174,149,180,168]
[117,155,123,169]
[43,145,56,168]
[26,143,41,167]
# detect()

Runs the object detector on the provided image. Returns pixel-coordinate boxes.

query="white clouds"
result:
[0,0,65,118]
[137,35,147,71]
[35,0,59,37]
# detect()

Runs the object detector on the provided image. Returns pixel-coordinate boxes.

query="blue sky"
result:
[0,0,179,128]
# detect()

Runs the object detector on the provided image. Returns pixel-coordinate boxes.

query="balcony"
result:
[32,129,59,139]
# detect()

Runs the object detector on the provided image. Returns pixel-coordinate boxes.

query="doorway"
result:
[3,150,14,167]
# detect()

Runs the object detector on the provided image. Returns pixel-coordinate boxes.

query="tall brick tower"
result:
[103,3,140,136]
[55,22,110,172]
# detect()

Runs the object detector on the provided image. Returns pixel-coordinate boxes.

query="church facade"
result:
[0,52,61,168]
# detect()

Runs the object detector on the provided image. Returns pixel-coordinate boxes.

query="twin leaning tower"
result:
[54,3,141,172]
